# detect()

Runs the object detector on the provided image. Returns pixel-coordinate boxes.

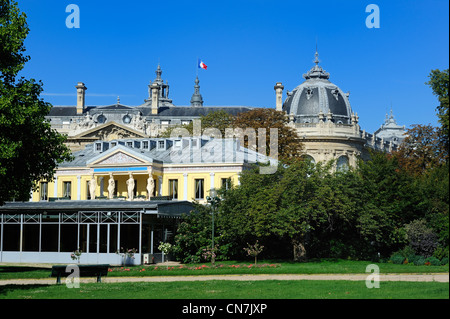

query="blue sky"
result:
[17,0,449,133]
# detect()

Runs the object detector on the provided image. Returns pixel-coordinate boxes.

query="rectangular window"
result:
[169,179,178,199]
[41,224,59,252]
[60,224,78,252]
[40,182,48,201]
[120,224,139,253]
[99,224,108,253]
[2,224,20,251]
[109,224,118,253]
[126,141,133,148]
[63,181,71,198]
[158,141,165,149]
[142,141,149,149]
[86,181,91,199]
[221,178,231,190]
[89,224,97,253]
[22,224,40,252]
[195,179,204,200]
[95,143,102,151]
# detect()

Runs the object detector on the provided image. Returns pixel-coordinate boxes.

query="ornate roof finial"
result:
[155,64,162,81]
[117,96,120,104]
[303,48,330,80]
[314,42,320,66]
[190,76,203,107]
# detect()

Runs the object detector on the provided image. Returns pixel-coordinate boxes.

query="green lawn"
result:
[0,280,448,299]
[0,259,448,280]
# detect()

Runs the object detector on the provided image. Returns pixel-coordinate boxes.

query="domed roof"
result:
[283,51,353,124]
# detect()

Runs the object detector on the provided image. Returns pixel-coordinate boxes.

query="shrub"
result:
[433,246,449,260]
[440,257,449,265]
[390,254,405,265]
[410,255,426,266]
[425,256,441,266]
[404,219,438,257]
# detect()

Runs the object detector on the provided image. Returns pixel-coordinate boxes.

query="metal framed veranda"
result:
[0,200,192,265]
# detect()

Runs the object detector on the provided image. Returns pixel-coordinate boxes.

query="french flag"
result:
[198,59,207,70]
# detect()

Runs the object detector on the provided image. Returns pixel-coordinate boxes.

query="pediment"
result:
[71,122,147,141]
[89,150,149,166]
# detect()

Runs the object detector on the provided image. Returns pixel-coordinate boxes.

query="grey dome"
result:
[283,51,353,124]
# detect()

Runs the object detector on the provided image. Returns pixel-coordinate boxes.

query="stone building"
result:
[274,51,406,169]
[47,65,252,152]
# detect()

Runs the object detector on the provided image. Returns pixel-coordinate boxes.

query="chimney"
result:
[76,82,87,115]
[274,82,284,111]
[151,82,160,115]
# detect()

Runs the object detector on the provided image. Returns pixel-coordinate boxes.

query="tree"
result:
[426,69,449,151]
[232,108,304,164]
[394,124,448,175]
[0,0,73,204]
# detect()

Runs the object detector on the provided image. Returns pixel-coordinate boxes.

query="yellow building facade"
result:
[31,136,268,203]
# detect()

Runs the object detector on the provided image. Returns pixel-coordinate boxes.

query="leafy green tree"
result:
[173,202,230,263]
[0,0,73,204]
[232,108,304,164]
[395,124,448,175]
[426,69,449,152]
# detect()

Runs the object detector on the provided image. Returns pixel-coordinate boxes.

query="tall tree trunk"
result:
[292,235,307,262]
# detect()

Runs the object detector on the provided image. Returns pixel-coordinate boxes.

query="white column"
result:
[77,175,81,200]
[158,176,163,196]
[183,173,188,200]
[53,176,58,198]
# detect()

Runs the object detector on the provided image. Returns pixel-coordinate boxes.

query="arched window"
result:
[336,155,349,171]
[302,155,316,164]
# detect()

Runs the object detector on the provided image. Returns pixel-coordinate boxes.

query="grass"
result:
[0,280,448,299]
[0,259,447,280]
[0,260,448,299]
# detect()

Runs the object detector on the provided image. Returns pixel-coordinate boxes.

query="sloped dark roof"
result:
[47,106,78,117]
[140,106,253,117]
[47,105,253,118]
[0,200,193,216]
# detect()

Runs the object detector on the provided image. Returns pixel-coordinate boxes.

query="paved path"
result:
[0,273,448,286]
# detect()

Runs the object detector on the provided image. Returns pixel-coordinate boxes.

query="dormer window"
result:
[306,87,313,100]
[126,141,133,148]
[174,139,182,149]
[332,89,340,100]
[158,140,165,150]
[95,142,102,152]
[142,141,149,149]
[110,142,117,148]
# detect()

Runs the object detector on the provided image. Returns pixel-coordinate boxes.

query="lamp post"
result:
[206,188,220,266]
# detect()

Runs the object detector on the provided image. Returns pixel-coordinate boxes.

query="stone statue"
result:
[88,174,96,200]
[107,173,115,199]
[126,172,135,200]
[147,173,155,200]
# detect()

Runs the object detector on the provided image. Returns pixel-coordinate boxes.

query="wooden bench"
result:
[50,264,110,284]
